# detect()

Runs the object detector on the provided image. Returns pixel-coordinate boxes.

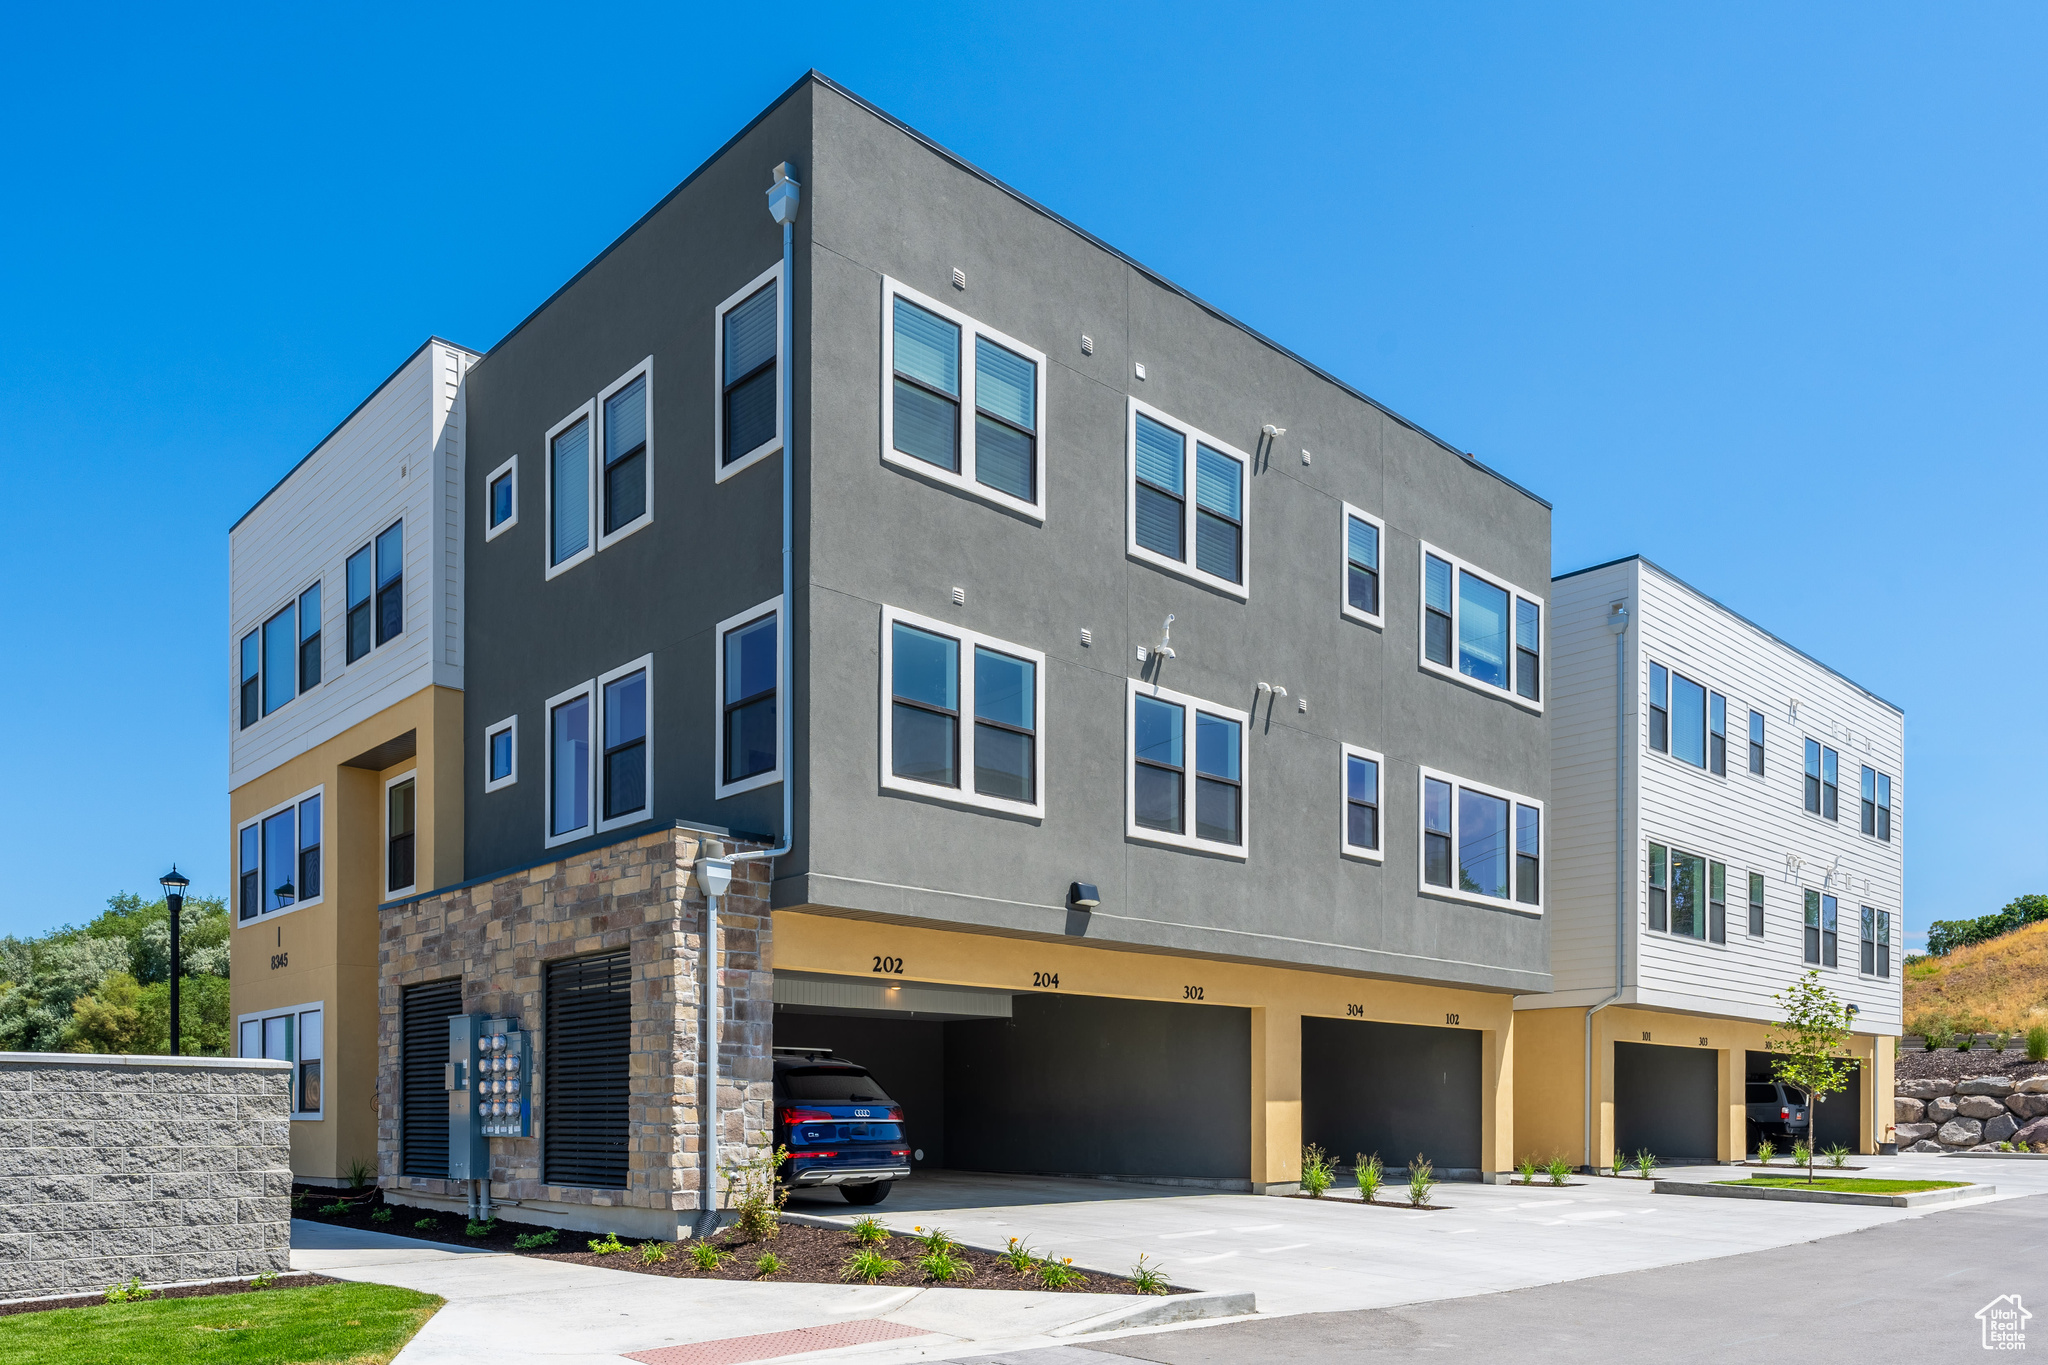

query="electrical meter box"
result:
[445,1013,531,1178]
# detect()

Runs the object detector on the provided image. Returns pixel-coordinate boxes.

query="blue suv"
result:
[773,1048,911,1206]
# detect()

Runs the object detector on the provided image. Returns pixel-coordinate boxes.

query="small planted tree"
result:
[1766,970,1858,1185]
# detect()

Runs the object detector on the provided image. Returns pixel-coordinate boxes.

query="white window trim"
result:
[714,596,784,799]
[543,400,598,581]
[1126,397,1251,598]
[714,262,784,484]
[542,678,598,848]
[1339,743,1386,863]
[1742,866,1767,938]
[880,605,1047,819]
[236,1000,325,1120]
[235,783,327,924]
[1416,765,1543,913]
[1643,837,1731,946]
[1416,541,1544,713]
[484,454,519,541]
[595,357,655,550]
[384,768,419,898]
[484,715,519,793]
[1339,502,1386,629]
[595,653,655,834]
[1646,659,1726,779]
[880,276,1049,523]
[1124,677,1249,858]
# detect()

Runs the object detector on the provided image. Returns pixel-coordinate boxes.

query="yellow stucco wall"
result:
[1514,1002,1897,1167]
[228,685,461,1180]
[773,910,1519,1185]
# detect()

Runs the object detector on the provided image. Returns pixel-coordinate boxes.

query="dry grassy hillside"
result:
[1905,918,2048,1035]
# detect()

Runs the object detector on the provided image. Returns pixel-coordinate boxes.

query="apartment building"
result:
[1515,556,1904,1168]
[227,339,475,1181]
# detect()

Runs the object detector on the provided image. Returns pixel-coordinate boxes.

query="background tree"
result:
[1766,970,1859,1183]
[0,892,230,1055]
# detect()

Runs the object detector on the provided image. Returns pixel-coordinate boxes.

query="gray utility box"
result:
[446,1013,532,1178]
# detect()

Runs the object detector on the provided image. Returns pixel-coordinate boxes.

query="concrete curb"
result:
[1653,1179,1994,1208]
[1052,1290,1259,1335]
[1940,1150,2048,1161]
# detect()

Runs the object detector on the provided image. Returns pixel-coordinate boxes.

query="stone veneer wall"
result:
[0,1053,293,1300]
[377,825,773,1239]
[1894,1074,2048,1151]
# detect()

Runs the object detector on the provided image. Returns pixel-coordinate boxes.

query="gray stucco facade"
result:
[460,73,1551,997]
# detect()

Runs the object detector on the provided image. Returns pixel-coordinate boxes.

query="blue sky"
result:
[2,3,2040,943]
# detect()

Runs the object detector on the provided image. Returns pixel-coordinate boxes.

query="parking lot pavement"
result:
[949,1192,2048,1365]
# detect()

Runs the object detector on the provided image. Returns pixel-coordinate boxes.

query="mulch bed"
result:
[290,1185,1182,1295]
[0,1274,339,1317]
[1894,1051,2048,1084]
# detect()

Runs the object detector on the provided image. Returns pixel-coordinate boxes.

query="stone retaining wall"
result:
[0,1053,293,1300]
[1894,1074,2048,1151]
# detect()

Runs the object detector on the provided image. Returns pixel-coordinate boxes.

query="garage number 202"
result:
[872,956,904,975]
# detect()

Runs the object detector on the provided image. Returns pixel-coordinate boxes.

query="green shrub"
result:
[2027,1025,2048,1062]
[1354,1152,1384,1203]
[1299,1143,1336,1198]
[1791,1139,1811,1168]
[587,1233,626,1255]
[1756,1138,1775,1165]
[1610,1149,1626,1177]
[1634,1149,1657,1179]
[413,1217,439,1232]
[916,1248,973,1282]
[848,1215,890,1247]
[512,1229,558,1250]
[1406,1154,1436,1207]
[1030,1255,1086,1290]
[638,1240,672,1265]
[319,1201,352,1216]
[909,1226,956,1255]
[343,1156,377,1189]
[465,1219,499,1238]
[103,1276,153,1303]
[1129,1254,1169,1295]
[996,1237,1036,1273]
[1515,1156,1536,1186]
[841,1247,901,1284]
[370,1207,393,1224]
[1823,1144,1850,1169]
[251,1271,279,1290]
[1545,1155,1573,1187]
[754,1251,783,1278]
[721,1144,788,1242]
[688,1240,730,1271]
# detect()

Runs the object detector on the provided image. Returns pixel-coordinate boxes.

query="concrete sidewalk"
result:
[291,1221,1236,1365]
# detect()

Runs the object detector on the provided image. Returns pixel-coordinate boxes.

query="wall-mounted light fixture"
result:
[1068,882,1100,910]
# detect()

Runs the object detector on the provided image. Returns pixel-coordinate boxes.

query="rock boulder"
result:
[1895,1097,1926,1123]
[1957,1076,2016,1098]
[1898,1078,1955,1101]
[2007,1094,2048,1119]
[1893,1122,1938,1143]
[1907,1140,1946,1153]
[1983,1113,2020,1144]
[2015,1076,2048,1095]
[2012,1116,2048,1146]
[1926,1096,1960,1124]
[1958,1095,2008,1121]
[1937,1118,1984,1147]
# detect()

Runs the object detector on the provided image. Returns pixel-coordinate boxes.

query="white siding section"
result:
[228,342,477,789]
[1533,559,1906,1033]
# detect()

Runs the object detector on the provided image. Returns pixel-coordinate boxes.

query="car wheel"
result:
[841,1181,892,1207]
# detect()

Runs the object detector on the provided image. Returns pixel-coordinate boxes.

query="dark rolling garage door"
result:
[1302,1018,1481,1174]
[1748,1051,1862,1151]
[1614,1041,1718,1161]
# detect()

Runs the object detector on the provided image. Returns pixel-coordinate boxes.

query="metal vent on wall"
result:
[543,950,633,1190]
[400,978,464,1179]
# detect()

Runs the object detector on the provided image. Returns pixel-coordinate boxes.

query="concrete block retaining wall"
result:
[0,1053,294,1300]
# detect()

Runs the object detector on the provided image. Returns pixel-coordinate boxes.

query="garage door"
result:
[1614,1041,1718,1161]
[1301,1018,1481,1174]
[1748,1051,1862,1151]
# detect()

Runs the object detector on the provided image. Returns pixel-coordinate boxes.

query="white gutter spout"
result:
[1585,601,1629,1171]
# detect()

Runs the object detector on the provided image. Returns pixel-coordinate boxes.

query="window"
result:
[1804,739,1838,819]
[1670,672,1705,766]
[1341,745,1383,859]
[1860,906,1879,975]
[1417,544,1543,707]
[372,520,403,646]
[262,601,296,715]
[1127,680,1246,854]
[546,681,594,845]
[485,455,518,540]
[386,772,416,895]
[1708,692,1727,776]
[1418,768,1543,910]
[239,1004,324,1117]
[235,788,324,922]
[485,716,518,792]
[1877,909,1891,978]
[1127,399,1248,597]
[297,583,321,691]
[598,657,651,829]
[881,607,1045,817]
[1341,505,1384,626]
[1804,889,1838,967]
[1748,710,1765,775]
[1748,871,1765,936]
[880,277,1047,518]
[598,361,652,544]
[545,403,596,577]
[1648,663,1668,752]
[1646,843,1726,943]
[716,265,781,478]
[345,543,372,663]
[239,630,260,729]
[716,600,781,798]
[1861,766,1894,841]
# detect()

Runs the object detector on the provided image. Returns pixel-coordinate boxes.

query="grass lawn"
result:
[0,1282,440,1365]
[1713,1177,1968,1194]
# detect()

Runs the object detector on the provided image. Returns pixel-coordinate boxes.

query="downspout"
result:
[697,162,801,1224]
[1585,601,1630,1170]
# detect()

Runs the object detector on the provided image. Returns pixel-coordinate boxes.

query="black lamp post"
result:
[160,867,190,1056]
